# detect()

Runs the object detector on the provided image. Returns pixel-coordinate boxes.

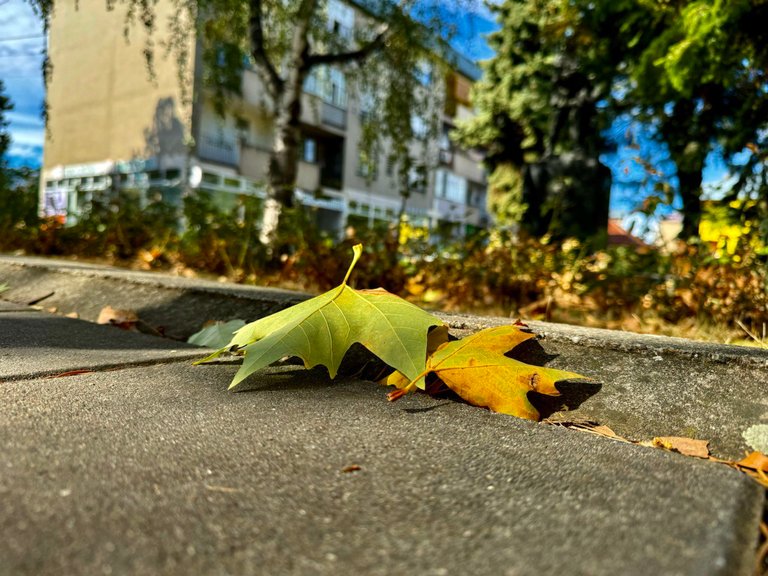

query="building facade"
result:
[41,0,489,237]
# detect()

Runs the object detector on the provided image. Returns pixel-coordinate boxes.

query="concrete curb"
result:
[3,254,768,368]
[0,255,305,340]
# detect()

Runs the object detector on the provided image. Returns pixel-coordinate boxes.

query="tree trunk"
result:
[677,169,703,241]
[254,0,317,245]
[662,98,708,242]
[259,101,303,244]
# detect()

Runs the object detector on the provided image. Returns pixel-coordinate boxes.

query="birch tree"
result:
[29,0,467,243]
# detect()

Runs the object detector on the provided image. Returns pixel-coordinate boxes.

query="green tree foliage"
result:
[626,0,768,240]
[454,0,625,239]
[0,80,11,182]
[0,83,41,248]
[459,0,768,243]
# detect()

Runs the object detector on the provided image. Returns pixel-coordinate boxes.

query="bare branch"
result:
[249,0,283,96]
[306,24,390,68]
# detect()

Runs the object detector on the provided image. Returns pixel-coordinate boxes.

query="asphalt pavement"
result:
[1,255,766,575]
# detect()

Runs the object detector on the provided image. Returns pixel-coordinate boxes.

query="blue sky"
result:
[1,0,46,167]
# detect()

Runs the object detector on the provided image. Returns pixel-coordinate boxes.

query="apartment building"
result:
[41,0,489,236]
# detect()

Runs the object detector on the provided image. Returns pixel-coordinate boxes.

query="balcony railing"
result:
[322,103,347,129]
[198,134,239,166]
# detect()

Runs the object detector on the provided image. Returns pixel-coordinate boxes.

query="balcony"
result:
[198,133,239,166]
[297,161,320,192]
[239,145,270,181]
[322,103,347,130]
[433,197,471,223]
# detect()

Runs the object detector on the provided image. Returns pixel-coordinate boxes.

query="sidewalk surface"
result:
[1,255,766,575]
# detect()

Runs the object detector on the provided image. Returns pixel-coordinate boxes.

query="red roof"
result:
[607,219,647,247]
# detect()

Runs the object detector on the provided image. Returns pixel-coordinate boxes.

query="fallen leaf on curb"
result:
[197,244,443,391]
[188,319,247,349]
[642,437,710,459]
[390,326,585,421]
[550,420,624,441]
[736,451,768,474]
[730,452,768,489]
[96,305,164,336]
[97,306,139,330]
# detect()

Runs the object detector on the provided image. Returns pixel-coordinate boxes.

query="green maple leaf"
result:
[188,319,247,349]
[198,244,443,390]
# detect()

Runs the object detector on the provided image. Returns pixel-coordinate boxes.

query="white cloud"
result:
[0,0,41,29]
[8,141,43,163]
[5,111,44,166]
[6,112,44,145]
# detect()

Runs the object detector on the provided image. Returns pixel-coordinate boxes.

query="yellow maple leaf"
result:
[392,325,586,421]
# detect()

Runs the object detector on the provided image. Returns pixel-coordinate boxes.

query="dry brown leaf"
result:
[736,451,768,473]
[730,452,768,489]
[96,306,164,336]
[97,305,139,330]
[571,422,621,439]
[546,420,630,442]
[650,436,710,459]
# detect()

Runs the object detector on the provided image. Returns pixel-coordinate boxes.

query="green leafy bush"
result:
[178,191,266,278]
[3,193,767,344]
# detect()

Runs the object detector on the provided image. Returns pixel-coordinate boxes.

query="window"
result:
[468,182,487,208]
[438,124,454,164]
[329,68,347,108]
[202,172,219,185]
[328,0,354,40]
[304,70,320,96]
[435,169,467,204]
[359,86,376,118]
[303,138,317,163]
[439,124,452,151]
[385,155,395,177]
[303,65,347,108]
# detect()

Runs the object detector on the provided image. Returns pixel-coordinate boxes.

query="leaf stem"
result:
[343,244,363,285]
[386,388,408,402]
[386,369,428,401]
